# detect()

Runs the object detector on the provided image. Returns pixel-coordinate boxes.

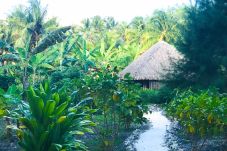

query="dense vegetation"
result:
[165,0,227,150]
[167,89,226,150]
[167,0,227,91]
[0,0,226,151]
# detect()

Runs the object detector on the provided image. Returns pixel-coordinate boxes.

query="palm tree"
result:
[91,16,104,32]
[147,9,183,42]
[6,0,71,91]
[104,17,117,30]
[81,18,91,31]
[130,16,145,31]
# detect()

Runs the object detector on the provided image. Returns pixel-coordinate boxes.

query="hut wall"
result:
[135,80,161,89]
[149,80,161,89]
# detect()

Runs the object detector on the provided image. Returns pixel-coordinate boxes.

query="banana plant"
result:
[17,81,96,151]
[73,35,96,72]
[6,0,71,91]
[29,49,58,84]
[93,38,118,66]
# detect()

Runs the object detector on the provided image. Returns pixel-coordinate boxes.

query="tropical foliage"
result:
[76,66,148,149]
[17,81,95,151]
[167,0,227,91]
[0,0,226,150]
[167,89,227,150]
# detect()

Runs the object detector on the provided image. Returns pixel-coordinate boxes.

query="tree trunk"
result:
[22,65,29,100]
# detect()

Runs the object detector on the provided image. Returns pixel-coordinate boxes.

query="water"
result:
[134,111,170,151]
[125,107,226,151]
[125,108,171,151]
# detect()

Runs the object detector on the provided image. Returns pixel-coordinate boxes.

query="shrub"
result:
[17,81,96,151]
[167,89,227,138]
[140,89,159,103]
[140,86,174,104]
[74,66,149,149]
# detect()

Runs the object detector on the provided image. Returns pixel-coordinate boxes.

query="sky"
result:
[0,0,189,25]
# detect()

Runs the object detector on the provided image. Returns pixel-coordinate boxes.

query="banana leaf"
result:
[33,26,71,54]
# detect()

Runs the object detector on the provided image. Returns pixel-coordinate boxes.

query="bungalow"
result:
[119,41,183,89]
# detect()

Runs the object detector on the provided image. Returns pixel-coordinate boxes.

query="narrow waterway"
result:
[125,106,226,151]
[134,110,170,151]
[125,107,171,151]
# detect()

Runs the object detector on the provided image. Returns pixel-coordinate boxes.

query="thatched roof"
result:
[119,41,183,80]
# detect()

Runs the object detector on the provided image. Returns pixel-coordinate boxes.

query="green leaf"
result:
[28,95,44,121]
[79,120,96,127]
[33,26,71,54]
[48,143,62,151]
[39,63,54,69]
[44,100,56,116]
[72,131,84,135]
[20,118,35,134]
[55,101,68,116]
[27,86,36,98]
[52,93,60,105]
[82,128,94,134]
[56,116,66,123]
[44,81,51,94]
[39,131,48,147]
[0,109,7,117]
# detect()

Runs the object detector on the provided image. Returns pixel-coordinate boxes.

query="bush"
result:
[167,89,227,138]
[140,89,159,103]
[73,66,149,149]
[17,81,96,151]
[140,87,174,104]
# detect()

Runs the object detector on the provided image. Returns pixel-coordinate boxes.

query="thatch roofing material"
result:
[120,41,182,80]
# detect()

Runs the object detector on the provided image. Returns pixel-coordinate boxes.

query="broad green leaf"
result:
[72,131,84,135]
[44,100,56,116]
[56,116,66,123]
[55,102,68,116]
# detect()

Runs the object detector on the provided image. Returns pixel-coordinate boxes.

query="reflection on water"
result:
[124,107,172,151]
[134,111,170,151]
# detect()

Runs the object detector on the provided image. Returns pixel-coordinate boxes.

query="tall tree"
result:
[147,9,184,43]
[104,17,117,30]
[5,0,70,91]
[167,0,227,91]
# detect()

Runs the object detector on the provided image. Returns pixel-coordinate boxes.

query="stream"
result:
[125,106,172,151]
[124,106,226,151]
[134,111,170,151]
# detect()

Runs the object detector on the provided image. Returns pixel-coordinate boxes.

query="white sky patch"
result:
[0,0,189,25]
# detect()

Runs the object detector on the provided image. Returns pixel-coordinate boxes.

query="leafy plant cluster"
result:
[140,87,175,104]
[73,8,185,68]
[166,89,227,149]
[0,85,22,118]
[72,66,148,149]
[16,81,96,151]
[0,0,192,150]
